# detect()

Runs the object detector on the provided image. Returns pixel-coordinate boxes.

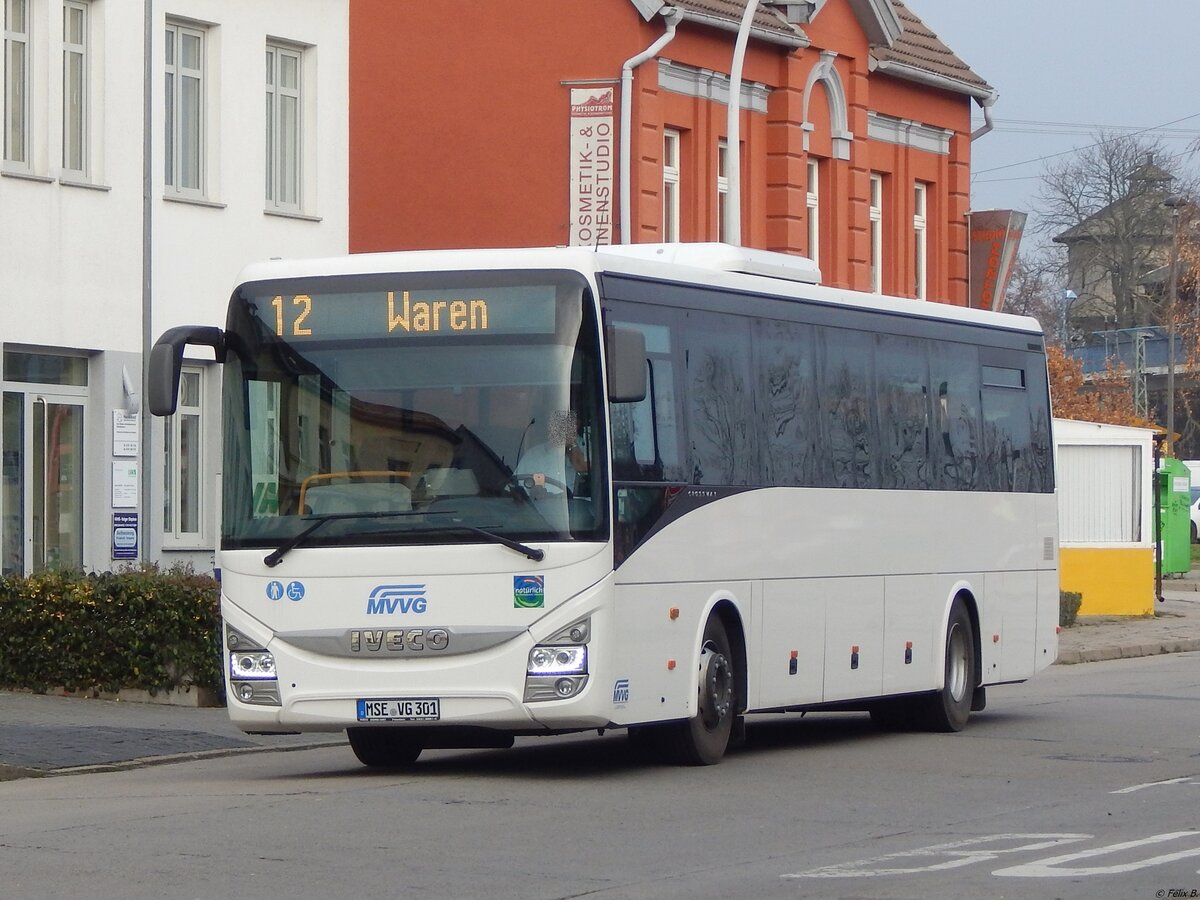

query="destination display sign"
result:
[245,284,558,341]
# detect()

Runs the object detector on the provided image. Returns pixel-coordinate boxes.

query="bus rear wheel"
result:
[916,599,976,732]
[347,727,423,768]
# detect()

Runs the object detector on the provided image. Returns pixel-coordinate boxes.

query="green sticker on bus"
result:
[514,575,545,608]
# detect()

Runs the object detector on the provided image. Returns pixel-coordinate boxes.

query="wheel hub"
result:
[699,645,733,728]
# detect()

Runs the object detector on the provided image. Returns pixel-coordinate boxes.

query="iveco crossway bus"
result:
[148,243,1058,767]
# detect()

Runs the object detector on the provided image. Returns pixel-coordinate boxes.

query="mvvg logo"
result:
[612,679,630,704]
[366,584,428,615]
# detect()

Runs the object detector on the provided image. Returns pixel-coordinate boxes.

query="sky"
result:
[903,0,1200,227]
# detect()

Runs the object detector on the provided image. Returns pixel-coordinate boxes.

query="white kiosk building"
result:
[1054,418,1156,616]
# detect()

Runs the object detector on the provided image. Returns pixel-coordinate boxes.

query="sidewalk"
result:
[3,582,1199,780]
[0,690,343,781]
[1055,585,1200,664]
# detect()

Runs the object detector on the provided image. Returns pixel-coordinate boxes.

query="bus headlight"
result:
[527,645,586,675]
[524,618,590,702]
[230,651,277,679]
[226,625,282,706]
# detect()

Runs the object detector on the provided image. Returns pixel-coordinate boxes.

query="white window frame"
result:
[869,173,883,293]
[163,365,207,547]
[265,41,303,212]
[716,139,728,243]
[61,0,88,177]
[806,158,821,265]
[3,0,31,169]
[913,182,928,300]
[164,20,206,198]
[663,128,680,242]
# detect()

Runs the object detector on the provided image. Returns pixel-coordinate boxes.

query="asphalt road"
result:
[0,651,1197,900]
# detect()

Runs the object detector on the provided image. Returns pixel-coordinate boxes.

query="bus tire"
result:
[664,614,737,765]
[918,599,976,733]
[347,727,423,768]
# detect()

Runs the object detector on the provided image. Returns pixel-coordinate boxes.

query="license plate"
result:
[356,698,441,722]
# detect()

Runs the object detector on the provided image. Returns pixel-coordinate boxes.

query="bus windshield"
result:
[219,269,608,551]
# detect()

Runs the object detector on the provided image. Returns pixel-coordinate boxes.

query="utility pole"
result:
[1164,196,1186,455]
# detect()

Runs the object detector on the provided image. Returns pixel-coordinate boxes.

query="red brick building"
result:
[349,0,993,305]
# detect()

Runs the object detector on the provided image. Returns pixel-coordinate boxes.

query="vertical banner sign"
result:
[968,210,1027,312]
[569,87,615,246]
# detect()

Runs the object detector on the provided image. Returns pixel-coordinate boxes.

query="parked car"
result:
[1191,489,1200,543]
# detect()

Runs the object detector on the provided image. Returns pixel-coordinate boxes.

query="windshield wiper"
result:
[263,509,453,568]
[419,525,545,562]
[262,510,545,567]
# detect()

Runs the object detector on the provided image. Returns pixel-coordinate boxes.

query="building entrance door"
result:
[2,392,85,574]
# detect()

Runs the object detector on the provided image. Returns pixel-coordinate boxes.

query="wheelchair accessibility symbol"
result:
[266,581,305,602]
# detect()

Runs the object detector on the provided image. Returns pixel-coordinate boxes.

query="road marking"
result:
[782,834,1091,879]
[1111,776,1200,794]
[994,831,1200,878]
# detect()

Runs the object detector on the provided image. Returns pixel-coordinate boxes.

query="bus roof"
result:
[236,244,1044,338]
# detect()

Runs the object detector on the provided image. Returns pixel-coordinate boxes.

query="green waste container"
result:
[1159,457,1191,576]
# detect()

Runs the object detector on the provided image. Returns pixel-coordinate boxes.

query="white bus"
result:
[149,243,1058,767]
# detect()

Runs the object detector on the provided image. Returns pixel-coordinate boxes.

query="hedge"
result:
[1060,590,1083,628]
[0,564,222,698]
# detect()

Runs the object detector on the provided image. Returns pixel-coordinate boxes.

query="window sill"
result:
[59,177,112,192]
[163,193,227,210]
[1,169,54,184]
[264,207,322,223]
[161,540,212,552]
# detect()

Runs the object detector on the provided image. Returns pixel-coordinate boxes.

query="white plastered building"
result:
[1,0,348,574]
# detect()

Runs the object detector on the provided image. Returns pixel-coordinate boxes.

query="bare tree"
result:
[1004,245,1067,343]
[1036,131,1195,330]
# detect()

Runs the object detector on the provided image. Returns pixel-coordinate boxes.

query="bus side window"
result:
[755,318,819,487]
[930,344,981,491]
[685,311,759,486]
[819,327,876,489]
[609,319,683,483]
[875,334,932,490]
[981,365,1031,492]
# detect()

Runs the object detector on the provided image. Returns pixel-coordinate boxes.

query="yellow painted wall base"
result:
[1060,547,1154,616]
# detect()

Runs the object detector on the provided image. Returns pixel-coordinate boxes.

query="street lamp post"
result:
[1061,289,1078,346]
[724,0,760,247]
[725,2,809,246]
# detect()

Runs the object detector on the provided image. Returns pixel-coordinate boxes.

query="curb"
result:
[0,737,345,781]
[0,764,45,781]
[1055,638,1200,665]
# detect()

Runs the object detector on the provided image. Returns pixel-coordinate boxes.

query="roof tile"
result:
[874,0,992,94]
[669,0,803,39]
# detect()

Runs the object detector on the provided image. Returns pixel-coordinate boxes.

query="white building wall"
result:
[1,0,348,575]
[2,1,143,352]
[151,0,349,337]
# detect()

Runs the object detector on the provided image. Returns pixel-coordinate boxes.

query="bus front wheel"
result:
[667,614,738,765]
[347,727,423,768]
